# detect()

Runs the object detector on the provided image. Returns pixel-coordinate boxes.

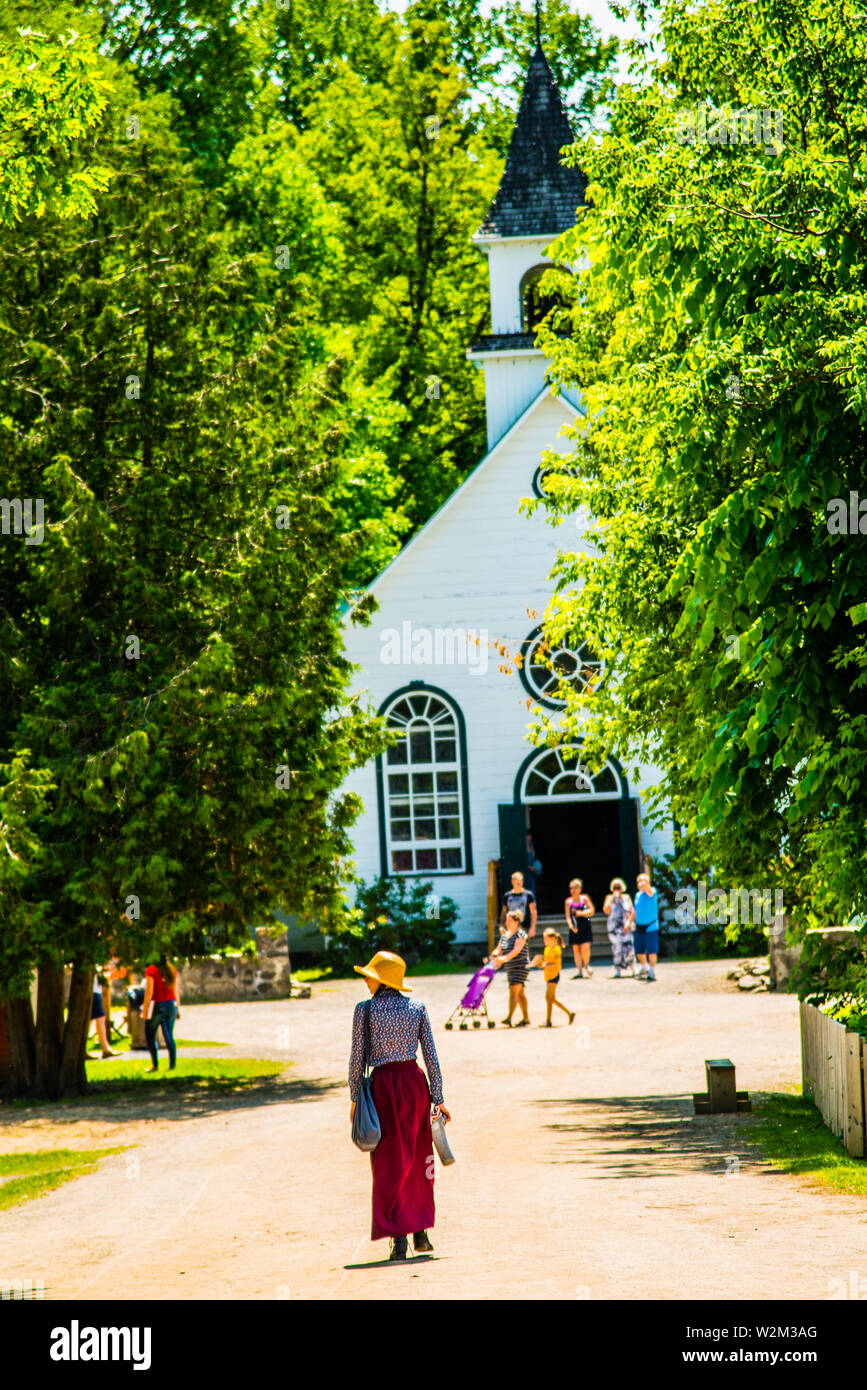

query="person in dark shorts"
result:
[565,878,596,978]
[488,910,531,1026]
[632,873,660,981]
[89,967,117,1059]
[501,870,537,938]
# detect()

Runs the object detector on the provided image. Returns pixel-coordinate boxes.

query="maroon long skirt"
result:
[370,1060,435,1240]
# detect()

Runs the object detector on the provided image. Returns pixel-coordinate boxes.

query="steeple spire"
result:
[475,44,586,240]
[535,0,542,46]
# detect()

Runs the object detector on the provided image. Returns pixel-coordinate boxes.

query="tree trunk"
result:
[2,993,36,1098]
[33,963,65,1099]
[58,966,92,1097]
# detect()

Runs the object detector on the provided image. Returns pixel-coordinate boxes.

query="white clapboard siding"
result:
[341,386,674,942]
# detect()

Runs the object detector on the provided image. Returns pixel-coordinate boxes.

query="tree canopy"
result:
[533,0,867,929]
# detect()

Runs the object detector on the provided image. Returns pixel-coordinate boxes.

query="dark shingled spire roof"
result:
[477,44,587,239]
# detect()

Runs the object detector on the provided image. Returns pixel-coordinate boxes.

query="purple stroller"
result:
[445,960,498,1029]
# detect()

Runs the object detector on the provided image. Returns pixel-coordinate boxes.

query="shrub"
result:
[791,927,867,1033]
[323,876,458,971]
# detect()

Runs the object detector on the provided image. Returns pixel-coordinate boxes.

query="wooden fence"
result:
[800,1000,867,1158]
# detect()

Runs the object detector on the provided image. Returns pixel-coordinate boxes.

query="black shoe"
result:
[413,1230,434,1253]
[389,1236,408,1261]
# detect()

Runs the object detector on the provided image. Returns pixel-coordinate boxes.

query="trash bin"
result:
[126,986,148,1051]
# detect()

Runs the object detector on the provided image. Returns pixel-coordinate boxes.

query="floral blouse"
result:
[348,986,444,1106]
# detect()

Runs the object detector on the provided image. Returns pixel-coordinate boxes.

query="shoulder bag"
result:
[351,1000,381,1152]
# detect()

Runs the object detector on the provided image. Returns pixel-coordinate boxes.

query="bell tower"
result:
[468,42,587,449]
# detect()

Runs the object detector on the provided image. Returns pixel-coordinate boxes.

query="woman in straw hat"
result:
[348,950,450,1262]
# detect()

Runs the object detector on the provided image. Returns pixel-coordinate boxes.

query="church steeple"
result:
[468,42,587,448]
[477,44,587,242]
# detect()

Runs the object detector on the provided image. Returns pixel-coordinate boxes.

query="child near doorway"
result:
[531,930,576,1028]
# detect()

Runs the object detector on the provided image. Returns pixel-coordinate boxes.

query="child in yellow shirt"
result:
[531,929,576,1028]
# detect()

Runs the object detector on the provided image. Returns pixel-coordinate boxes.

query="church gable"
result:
[366,388,579,610]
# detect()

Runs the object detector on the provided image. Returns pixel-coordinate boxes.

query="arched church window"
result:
[380,689,468,875]
[519,625,604,709]
[520,746,621,802]
[520,264,572,333]
[532,461,578,500]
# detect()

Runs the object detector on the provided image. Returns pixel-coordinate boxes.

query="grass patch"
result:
[83,1056,286,1095]
[296,959,475,983]
[90,1036,226,1054]
[0,1146,130,1213]
[408,958,481,976]
[743,1092,867,1197]
[0,1146,130,1177]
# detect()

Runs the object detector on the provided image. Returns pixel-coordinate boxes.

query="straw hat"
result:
[354,950,412,993]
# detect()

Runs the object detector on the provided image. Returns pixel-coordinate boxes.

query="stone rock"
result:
[256,927,290,958]
[727,968,745,980]
[748,961,770,976]
[737,974,762,990]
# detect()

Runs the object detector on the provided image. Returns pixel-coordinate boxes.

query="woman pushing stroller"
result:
[486,909,531,1026]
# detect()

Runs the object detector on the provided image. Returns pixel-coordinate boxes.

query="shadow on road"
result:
[343,1254,436,1270]
[533,1093,765,1178]
[0,1074,342,1129]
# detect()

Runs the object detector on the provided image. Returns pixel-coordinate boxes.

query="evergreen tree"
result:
[0,70,384,1098]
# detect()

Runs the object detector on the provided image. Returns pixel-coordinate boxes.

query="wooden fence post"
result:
[845,1031,865,1158]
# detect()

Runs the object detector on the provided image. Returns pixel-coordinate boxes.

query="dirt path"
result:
[1,960,864,1300]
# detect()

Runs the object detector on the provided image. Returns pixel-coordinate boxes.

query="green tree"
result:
[85,0,618,552]
[0,72,385,1099]
[0,23,113,225]
[532,0,867,928]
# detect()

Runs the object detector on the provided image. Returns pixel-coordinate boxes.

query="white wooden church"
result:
[337,44,674,947]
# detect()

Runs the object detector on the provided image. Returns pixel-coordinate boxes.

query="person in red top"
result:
[142,956,181,1072]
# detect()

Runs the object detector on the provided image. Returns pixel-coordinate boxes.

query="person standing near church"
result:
[565,878,595,978]
[632,873,660,981]
[501,869,537,938]
[603,878,635,978]
[526,833,542,896]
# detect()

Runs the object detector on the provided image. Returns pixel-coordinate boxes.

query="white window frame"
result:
[520,745,622,803]
[383,691,466,875]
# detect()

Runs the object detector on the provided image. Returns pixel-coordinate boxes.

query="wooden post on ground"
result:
[706,1059,738,1113]
[487,860,498,956]
[844,1030,865,1158]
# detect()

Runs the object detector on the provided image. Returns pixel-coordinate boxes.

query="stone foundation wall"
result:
[111,929,298,1005]
[179,954,293,1003]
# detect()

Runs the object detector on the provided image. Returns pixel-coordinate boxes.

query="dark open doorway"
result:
[528,800,623,915]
